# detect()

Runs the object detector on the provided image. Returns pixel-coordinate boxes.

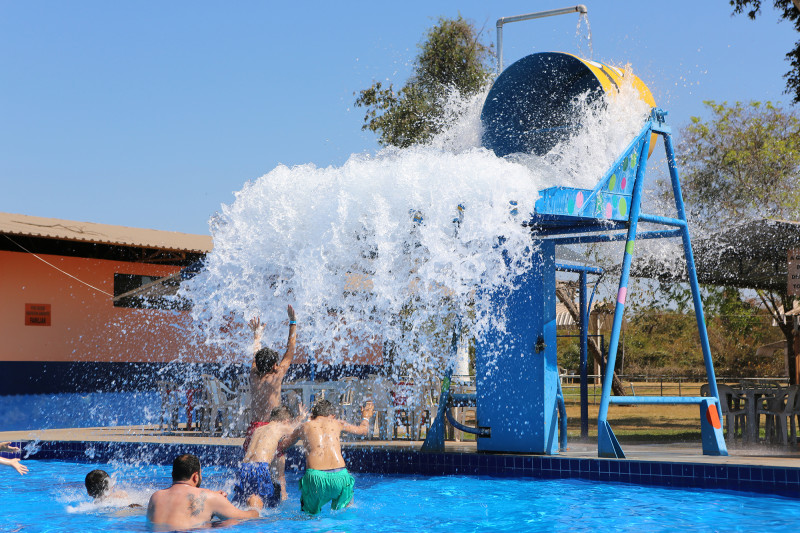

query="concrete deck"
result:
[2,425,799,468]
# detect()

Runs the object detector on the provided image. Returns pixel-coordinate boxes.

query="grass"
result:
[449,381,708,445]
[564,401,701,443]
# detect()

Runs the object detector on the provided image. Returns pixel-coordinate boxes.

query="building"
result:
[0,212,220,395]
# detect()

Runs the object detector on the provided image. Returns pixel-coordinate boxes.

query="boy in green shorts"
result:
[278,398,374,515]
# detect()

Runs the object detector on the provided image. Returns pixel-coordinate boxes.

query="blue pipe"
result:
[533,221,628,237]
[579,271,589,439]
[550,228,682,246]
[556,377,568,451]
[610,396,708,405]
[445,407,489,437]
[597,123,653,455]
[555,263,604,275]
[637,213,687,227]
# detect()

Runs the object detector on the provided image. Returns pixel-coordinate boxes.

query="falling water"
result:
[179,71,651,387]
[576,13,593,60]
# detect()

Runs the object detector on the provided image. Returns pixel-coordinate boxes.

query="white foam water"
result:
[180,69,652,382]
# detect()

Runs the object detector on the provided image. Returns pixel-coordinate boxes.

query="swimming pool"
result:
[0,393,159,431]
[4,459,800,532]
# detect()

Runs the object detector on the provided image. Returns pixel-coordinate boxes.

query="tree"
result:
[671,100,800,382]
[730,0,800,104]
[676,101,800,227]
[354,15,493,147]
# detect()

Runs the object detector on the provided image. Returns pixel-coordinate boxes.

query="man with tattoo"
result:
[147,454,260,530]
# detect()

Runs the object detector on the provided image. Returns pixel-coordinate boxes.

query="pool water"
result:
[3,460,799,532]
[0,393,160,431]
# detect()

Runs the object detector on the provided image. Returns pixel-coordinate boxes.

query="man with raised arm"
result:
[243,304,297,453]
[147,454,259,531]
[278,399,374,515]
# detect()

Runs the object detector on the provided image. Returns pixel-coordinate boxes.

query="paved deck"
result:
[2,425,799,468]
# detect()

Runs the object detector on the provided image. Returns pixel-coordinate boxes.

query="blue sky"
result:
[1,1,797,235]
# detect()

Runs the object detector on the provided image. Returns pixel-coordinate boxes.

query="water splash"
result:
[180,71,651,386]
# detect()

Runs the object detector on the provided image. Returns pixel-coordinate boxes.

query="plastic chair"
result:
[156,380,182,431]
[363,375,394,440]
[757,385,800,446]
[716,384,748,440]
[231,374,252,435]
[197,374,238,436]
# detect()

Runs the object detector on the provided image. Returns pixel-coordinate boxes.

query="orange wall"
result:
[0,249,222,364]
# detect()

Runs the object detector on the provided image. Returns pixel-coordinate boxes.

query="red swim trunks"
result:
[243,421,269,452]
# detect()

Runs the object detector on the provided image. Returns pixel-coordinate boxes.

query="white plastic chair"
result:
[156,380,182,431]
[197,374,238,436]
[716,384,748,440]
[231,374,252,436]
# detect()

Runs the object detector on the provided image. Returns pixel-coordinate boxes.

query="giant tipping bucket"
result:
[481,52,656,157]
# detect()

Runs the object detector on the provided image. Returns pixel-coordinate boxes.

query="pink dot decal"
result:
[605,203,613,218]
[576,191,584,210]
[621,176,627,190]
[617,287,627,305]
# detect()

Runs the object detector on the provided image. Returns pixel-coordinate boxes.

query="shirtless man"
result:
[146,454,259,531]
[243,304,297,452]
[231,404,306,508]
[278,399,374,515]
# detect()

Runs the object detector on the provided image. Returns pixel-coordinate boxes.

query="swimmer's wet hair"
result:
[85,469,110,499]
[254,347,280,375]
[270,405,292,422]
[173,453,201,481]
[311,399,336,418]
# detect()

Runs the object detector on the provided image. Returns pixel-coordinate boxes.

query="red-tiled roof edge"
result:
[0,212,213,253]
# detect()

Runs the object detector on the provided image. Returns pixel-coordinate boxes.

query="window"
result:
[113,273,188,310]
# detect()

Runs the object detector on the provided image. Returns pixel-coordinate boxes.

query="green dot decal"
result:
[619,197,627,216]
[623,157,629,171]
[609,174,616,191]
[626,240,635,255]
[631,152,637,167]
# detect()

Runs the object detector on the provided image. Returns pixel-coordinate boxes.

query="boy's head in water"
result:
[85,469,112,499]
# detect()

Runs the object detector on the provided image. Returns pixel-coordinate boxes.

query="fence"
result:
[558,375,789,405]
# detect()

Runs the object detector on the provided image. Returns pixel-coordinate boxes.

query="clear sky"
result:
[1,1,797,235]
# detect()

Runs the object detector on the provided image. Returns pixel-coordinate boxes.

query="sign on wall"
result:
[25,303,51,326]
[790,249,800,297]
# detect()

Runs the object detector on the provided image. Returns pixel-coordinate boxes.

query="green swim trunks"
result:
[299,467,355,515]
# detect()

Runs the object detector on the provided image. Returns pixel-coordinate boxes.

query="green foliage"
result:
[673,101,800,228]
[729,0,800,104]
[619,290,783,378]
[354,15,493,147]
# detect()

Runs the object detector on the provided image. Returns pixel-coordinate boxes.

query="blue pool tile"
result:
[650,463,662,477]
[522,456,533,471]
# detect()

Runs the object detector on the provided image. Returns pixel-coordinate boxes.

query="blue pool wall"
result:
[8,440,800,499]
